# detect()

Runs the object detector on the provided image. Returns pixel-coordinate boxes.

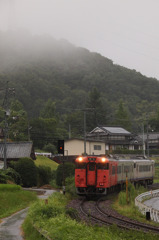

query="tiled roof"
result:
[90,126,131,135]
[0,142,32,159]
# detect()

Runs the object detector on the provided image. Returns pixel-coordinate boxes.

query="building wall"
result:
[64,139,105,156]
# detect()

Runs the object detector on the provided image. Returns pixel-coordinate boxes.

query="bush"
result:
[65,176,76,197]
[5,168,22,185]
[43,143,57,154]
[37,165,52,187]
[56,162,75,186]
[0,171,7,183]
[14,158,37,187]
[0,184,22,191]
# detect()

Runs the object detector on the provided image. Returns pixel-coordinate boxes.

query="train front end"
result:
[75,156,109,196]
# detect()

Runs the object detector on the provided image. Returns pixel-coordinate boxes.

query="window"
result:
[124,166,131,173]
[112,166,116,175]
[89,162,96,171]
[94,145,101,150]
[139,165,151,172]
[97,163,109,170]
[76,163,86,169]
[117,166,122,174]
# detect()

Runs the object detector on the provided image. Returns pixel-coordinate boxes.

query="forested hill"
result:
[0,30,159,128]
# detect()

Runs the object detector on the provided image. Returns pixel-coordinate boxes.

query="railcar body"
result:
[75,156,154,196]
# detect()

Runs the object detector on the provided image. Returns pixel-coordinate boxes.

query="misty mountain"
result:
[0,30,159,123]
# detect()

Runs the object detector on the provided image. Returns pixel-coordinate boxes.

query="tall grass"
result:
[35,156,58,171]
[0,184,21,191]
[0,184,37,219]
[23,192,159,240]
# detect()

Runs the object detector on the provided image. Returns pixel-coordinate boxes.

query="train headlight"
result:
[78,157,83,162]
[101,157,106,163]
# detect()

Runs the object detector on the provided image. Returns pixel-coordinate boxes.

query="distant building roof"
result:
[0,142,33,159]
[138,132,159,141]
[90,126,131,135]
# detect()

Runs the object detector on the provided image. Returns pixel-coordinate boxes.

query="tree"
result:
[86,87,107,130]
[40,99,56,119]
[6,100,28,141]
[114,100,132,131]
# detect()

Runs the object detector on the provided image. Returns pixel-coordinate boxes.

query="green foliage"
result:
[7,100,29,141]
[5,168,22,185]
[86,87,107,130]
[2,32,159,140]
[0,171,7,183]
[43,143,57,154]
[37,165,52,187]
[13,158,37,187]
[65,176,76,197]
[0,186,37,218]
[114,100,132,131]
[56,162,75,186]
[34,155,58,171]
[0,184,22,191]
[118,183,136,206]
[23,192,159,240]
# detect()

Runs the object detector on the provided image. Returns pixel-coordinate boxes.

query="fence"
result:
[135,189,159,222]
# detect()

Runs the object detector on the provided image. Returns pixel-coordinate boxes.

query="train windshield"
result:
[76,163,86,169]
[97,163,109,170]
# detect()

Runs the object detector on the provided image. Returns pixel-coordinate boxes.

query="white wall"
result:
[64,139,105,156]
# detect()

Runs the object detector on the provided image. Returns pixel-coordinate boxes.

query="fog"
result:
[0,0,159,79]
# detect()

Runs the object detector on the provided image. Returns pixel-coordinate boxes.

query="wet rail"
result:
[79,198,159,234]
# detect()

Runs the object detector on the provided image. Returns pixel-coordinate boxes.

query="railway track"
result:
[79,198,159,234]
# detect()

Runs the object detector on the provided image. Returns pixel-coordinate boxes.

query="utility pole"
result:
[147,121,149,158]
[84,111,86,155]
[83,108,95,156]
[2,82,15,170]
[142,123,146,157]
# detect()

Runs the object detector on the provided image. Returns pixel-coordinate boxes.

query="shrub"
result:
[56,162,75,186]
[0,184,22,191]
[43,143,57,154]
[0,171,7,183]
[65,176,76,197]
[14,158,37,187]
[37,165,52,187]
[5,168,22,185]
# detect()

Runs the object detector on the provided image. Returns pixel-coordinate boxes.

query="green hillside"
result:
[0,30,159,149]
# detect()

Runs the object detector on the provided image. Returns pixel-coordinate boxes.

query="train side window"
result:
[134,163,136,168]
[112,166,115,175]
[117,166,122,174]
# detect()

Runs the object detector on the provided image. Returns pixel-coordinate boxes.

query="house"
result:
[138,132,159,150]
[64,138,106,156]
[86,126,143,152]
[0,141,35,162]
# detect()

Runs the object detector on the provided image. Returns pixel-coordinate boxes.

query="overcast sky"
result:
[0,0,159,79]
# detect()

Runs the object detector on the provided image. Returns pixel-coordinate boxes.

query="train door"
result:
[87,162,96,186]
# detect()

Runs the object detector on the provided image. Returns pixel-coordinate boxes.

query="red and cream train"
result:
[75,155,154,196]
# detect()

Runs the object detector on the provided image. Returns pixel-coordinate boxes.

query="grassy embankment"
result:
[23,192,159,240]
[0,184,37,221]
[34,155,58,171]
[0,156,58,223]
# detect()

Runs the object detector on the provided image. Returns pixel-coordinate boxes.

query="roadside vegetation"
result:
[23,192,159,240]
[0,184,37,219]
